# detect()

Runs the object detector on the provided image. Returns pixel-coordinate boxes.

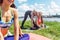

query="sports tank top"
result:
[0,7,14,28]
[37,17,42,25]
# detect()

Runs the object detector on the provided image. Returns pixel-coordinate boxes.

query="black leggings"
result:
[33,21,40,28]
[21,10,39,28]
[21,11,32,27]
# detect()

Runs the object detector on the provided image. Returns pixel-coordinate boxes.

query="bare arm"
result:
[39,12,44,24]
[39,12,45,28]
[40,12,44,24]
[0,27,4,40]
[36,12,44,27]
[13,9,22,40]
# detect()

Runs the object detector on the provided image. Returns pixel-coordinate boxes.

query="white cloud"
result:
[17,1,60,17]
[17,3,46,16]
[18,0,27,3]
[47,1,60,15]
[51,1,60,12]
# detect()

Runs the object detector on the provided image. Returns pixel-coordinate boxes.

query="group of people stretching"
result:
[21,10,45,30]
[0,0,46,40]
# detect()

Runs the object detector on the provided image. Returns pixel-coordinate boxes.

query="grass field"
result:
[9,20,60,40]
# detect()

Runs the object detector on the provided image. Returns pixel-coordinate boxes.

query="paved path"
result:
[29,33,51,40]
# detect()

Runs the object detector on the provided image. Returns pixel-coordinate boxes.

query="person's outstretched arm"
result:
[39,12,45,28]
[36,12,44,27]
[13,9,22,40]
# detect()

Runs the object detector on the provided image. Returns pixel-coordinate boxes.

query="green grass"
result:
[9,20,60,40]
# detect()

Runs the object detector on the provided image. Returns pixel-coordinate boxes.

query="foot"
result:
[20,26,27,29]
[30,27,40,30]
[41,24,46,29]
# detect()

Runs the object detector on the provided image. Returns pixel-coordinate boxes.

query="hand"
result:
[19,31,23,37]
[41,24,45,29]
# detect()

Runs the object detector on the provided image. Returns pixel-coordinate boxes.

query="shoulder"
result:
[10,7,19,17]
[10,7,18,12]
[10,7,18,15]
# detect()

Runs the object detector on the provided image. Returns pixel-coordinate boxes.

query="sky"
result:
[14,0,60,17]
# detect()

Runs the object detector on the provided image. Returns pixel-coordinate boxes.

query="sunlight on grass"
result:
[9,20,60,40]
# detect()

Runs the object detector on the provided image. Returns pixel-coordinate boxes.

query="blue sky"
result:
[14,0,60,17]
